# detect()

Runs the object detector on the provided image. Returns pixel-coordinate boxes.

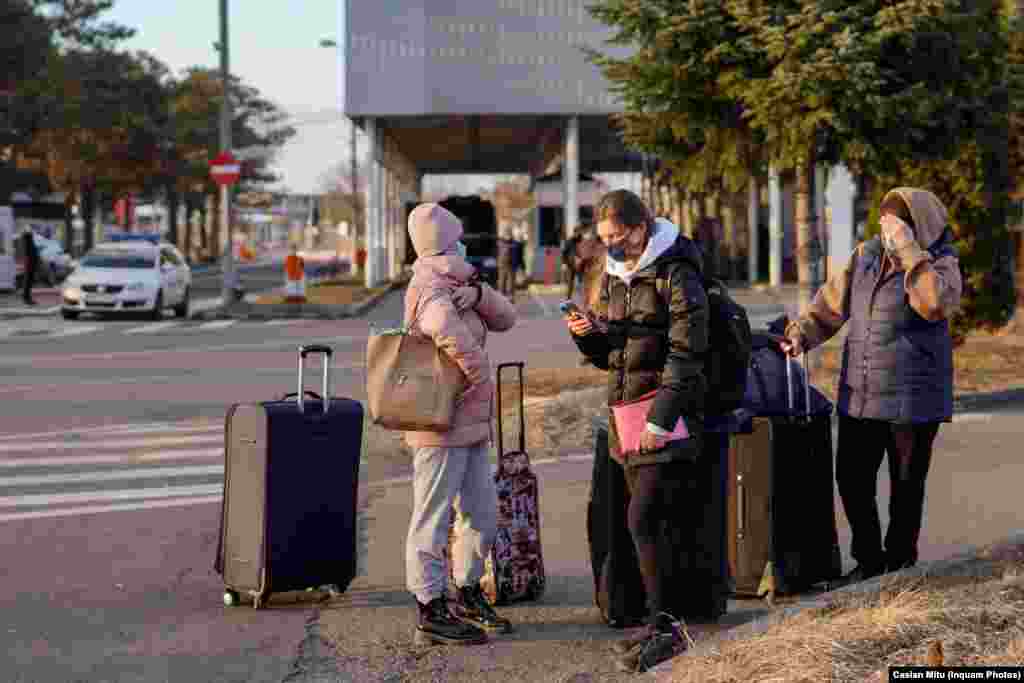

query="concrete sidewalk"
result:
[315,455,772,682]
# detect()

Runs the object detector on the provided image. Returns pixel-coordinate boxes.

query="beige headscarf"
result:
[881,188,949,249]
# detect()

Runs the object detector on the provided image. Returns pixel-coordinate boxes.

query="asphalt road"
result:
[189,261,287,302]
[0,288,605,683]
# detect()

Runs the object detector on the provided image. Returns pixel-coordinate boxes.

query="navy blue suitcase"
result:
[215,344,364,609]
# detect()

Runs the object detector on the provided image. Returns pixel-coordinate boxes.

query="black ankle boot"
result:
[838,562,887,586]
[414,596,488,646]
[453,584,513,633]
[615,613,686,673]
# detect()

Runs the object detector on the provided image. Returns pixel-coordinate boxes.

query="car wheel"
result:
[61,310,79,321]
[150,291,164,321]
[174,287,190,318]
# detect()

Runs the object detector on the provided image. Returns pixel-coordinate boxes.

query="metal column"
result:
[825,164,857,279]
[768,164,784,288]
[364,118,379,288]
[748,177,760,285]
[564,116,580,239]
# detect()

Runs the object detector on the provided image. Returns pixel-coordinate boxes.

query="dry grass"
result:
[255,277,389,306]
[670,557,1024,683]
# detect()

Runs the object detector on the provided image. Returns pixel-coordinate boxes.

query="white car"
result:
[61,242,191,320]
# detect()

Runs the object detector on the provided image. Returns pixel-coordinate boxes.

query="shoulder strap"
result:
[407,289,452,336]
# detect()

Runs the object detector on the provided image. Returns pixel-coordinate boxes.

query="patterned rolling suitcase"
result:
[214,344,364,609]
[449,362,546,604]
[486,361,546,604]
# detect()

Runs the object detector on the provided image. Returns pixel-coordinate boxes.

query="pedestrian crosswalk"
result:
[0,420,226,523]
[0,318,313,341]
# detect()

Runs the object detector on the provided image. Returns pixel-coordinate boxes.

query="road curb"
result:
[645,529,1024,678]
[190,279,406,321]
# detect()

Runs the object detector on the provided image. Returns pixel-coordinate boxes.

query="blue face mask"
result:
[606,242,627,263]
[454,241,467,259]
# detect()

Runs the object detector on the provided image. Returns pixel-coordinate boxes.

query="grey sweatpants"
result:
[406,442,498,604]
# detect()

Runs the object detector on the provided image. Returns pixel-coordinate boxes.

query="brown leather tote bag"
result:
[366,291,466,432]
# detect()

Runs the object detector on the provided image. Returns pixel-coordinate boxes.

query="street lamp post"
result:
[219,0,235,303]
[320,38,365,288]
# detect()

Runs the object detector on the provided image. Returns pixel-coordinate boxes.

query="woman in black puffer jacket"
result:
[566,189,709,673]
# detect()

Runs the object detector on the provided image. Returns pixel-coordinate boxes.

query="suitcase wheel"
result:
[222,590,240,608]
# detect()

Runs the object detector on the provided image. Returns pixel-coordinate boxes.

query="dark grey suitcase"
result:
[214,344,364,609]
[727,354,842,603]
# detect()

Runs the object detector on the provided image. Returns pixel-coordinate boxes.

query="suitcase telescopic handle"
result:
[496,361,526,459]
[784,353,811,420]
[296,345,333,414]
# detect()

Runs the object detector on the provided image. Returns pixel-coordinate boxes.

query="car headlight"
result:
[63,286,81,300]
[124,282,146,291]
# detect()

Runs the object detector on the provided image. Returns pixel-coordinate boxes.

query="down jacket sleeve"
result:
[647,263,709,430]
[473,282,517,332]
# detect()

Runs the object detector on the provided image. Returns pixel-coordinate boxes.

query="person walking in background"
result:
[20,228,39,305]
[496,225,517,300]
[565,189,709,673]
[561,226,584,299]
[780,188,961,584]
[403,203,518,646]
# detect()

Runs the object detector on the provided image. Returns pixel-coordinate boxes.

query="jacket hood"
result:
[882,188,950,249]
[606,218,702,283]
[408,203,463,257]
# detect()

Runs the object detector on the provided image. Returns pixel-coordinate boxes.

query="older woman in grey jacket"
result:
[782,188,962,584]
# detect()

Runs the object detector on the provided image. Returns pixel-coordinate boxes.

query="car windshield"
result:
[79,251,155,269]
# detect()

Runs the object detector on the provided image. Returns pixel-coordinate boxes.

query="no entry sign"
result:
[209,151,241,187]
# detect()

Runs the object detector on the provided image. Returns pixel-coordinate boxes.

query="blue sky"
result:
[107,0,348,195]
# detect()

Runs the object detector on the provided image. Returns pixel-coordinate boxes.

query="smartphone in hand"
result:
[559,300,583,319]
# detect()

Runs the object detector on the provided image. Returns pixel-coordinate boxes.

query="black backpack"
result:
[655,265,753,415]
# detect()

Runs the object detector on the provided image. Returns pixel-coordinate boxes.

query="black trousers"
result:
[836,415,940,571]
[22,267,35,302]
[624,460,689,623]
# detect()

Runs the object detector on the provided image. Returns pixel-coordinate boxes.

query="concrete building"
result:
[340,0,640,285]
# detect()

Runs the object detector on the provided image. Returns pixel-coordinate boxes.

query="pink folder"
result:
[611,390,690,458]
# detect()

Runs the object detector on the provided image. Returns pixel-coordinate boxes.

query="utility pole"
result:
[219,0,235,303]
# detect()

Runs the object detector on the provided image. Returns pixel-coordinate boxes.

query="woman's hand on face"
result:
[880,215,915,252]
[451,285,478,311]
[566,312,594,336]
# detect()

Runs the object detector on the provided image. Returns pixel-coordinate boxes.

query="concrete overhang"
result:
[354,114,641,176]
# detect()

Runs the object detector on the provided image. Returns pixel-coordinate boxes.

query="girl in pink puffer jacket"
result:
[402,203,517,647]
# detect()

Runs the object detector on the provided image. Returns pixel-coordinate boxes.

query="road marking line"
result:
[0,464,223,487]
[0,495,222,523]
[1,434,223,455]
[0,448,222,469]
[197,320,238,330]
[0,373,201,396]
[954,412,994,423]
[48,325,102,338]
[0,421,219,442]
[0,483,223,508]
[123,321,180,335]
